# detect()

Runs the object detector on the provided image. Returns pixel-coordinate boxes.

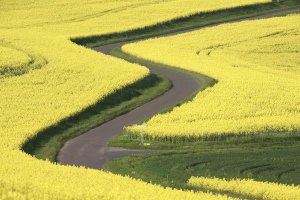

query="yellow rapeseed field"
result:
[188,176,300,200]
[124,14,300,139]
[0,47,31,69]
[0,0,269,199]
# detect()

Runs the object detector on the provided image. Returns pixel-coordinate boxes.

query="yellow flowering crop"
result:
[124,14,300,139]
[0,0,269,199]
[0,0,269,37]
[188,176,300,200]
[0,46,31,69]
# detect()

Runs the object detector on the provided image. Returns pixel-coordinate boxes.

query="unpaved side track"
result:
[57,7,300,169]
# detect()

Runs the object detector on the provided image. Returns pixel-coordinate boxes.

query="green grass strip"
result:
[22,74,171,161]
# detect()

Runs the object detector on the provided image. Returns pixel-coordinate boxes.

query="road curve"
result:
[57,49,199,169]
[57,7,300,169]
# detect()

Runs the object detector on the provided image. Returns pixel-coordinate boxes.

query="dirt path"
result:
[57,7,300,169]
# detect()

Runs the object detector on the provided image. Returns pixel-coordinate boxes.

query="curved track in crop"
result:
[57,7,300,169]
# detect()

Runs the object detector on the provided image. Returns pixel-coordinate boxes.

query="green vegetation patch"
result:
[106,136,300,189]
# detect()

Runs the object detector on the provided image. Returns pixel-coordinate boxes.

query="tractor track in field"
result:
[57,7,300,170]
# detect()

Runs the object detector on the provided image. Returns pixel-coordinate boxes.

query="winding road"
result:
[57,7,300,170]
[57,45,199,169]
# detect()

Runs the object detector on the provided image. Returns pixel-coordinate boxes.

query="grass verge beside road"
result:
[22,74,171,161]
